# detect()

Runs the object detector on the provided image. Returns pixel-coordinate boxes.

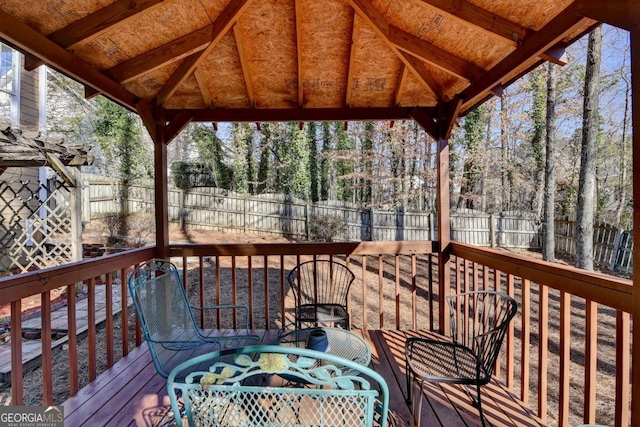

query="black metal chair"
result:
[287,259,355,329]
[405,291,518,427]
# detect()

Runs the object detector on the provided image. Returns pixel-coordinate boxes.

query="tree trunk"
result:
[614,58,631,226]
[500,93,511,211]
[543,63,557,262]
[576,25,603,270]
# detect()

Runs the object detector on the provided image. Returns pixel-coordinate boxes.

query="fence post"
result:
[610,228,625,271]
[243,195,248,233]
[305,203,310,240]
[490,214,496,248]
[370,209,375,241]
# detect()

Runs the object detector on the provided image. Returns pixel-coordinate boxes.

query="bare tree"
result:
[576,25,603,270]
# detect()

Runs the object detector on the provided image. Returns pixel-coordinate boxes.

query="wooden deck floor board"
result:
[63,329,545,427]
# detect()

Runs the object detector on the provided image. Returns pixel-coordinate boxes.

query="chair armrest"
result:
[190,304,251,330]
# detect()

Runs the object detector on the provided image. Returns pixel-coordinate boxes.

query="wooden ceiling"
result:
[0,0,600,127]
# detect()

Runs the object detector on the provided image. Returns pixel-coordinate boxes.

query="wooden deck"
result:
[63,329,545,427]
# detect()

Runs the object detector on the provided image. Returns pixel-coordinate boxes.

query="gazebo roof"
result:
[0,0,599,127]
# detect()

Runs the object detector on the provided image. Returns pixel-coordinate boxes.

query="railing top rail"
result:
[450,242,633,312]
[0,247,156,305]
[170,241,436,257]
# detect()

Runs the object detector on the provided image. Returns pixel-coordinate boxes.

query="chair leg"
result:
[405,364,412,405]
[476,383,486,427]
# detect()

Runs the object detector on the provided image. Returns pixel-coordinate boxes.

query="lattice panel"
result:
[0,175,74,275]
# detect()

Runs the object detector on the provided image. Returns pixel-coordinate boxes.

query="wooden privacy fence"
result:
[84,174,634,272]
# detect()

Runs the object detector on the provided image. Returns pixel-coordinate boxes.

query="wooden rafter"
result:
[540,45,568,66]
[84,86,100,100]
[165,107,420,123]
[233,24,255,107]
[295,0,304,107]
[0,8,137,110]
[413,0,527,45]
[155,0,254,106]
[165,110,193,144]
[574,0,636,31]
[135,99,158,143]
[345,13,359,107]
[347,0,442,99]
[47,0,165,49]
[194,67,212,108]
[23,53,43,71]
[107,26,212,83]
[394,64,408,106]
[389,25,483,82]
[459,3,594,113]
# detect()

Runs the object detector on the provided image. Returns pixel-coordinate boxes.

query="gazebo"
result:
[0,1,638,425]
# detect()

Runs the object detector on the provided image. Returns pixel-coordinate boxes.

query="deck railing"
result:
[0,240,633,426]
[450,242,632,427]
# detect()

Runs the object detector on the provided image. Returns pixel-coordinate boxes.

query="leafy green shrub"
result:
[309,214,347,242]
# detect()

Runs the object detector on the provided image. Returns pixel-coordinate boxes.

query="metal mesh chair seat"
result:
[287,260,355,329]
[167,345,391,427]
[128,259,260,378]
[405,291,517,427]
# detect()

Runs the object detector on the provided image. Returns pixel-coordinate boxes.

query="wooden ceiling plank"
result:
[0,8,138,110]
[460,4,593,113]
[107,26,212,83]
[389,24,483,82]
[345,14,359,107]
[295,0,304,107]
[414,0,527,45]
[155,0,255,106]
[233,24,255,107]
[574,0,635,31]
[348,0,442,99]
[165,110,193,143]
[394,64,408,106]
[194,66,212,108]
[48,0,166,49]
[168,106,420,122]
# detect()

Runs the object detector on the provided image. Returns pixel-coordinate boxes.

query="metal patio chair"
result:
[128,258,260,378]
[405,291,517,427]
[287,259,355,329]
[167,345,391,427]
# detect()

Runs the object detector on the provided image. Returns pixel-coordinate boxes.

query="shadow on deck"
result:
[63,329,544,427]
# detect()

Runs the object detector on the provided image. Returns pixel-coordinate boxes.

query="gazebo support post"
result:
[631,13,640,427]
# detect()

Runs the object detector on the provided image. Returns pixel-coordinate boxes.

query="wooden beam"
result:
[295,0,304,107]
[574,0,637,31]
[540,45,568,66]
[413,0,527,45]
[47,0,165,49]
[347,0,442,99]
[393,64,408,106]
[24,53,44,71]
[345,14,359,107]
[155,0,254,106]
[154,108,169,259]
[0,8,138,110]
[193,67,212,108]
[441,96,462,140]
[459,4,593,113]
[165,110,192,144]
[167,106,419,122]
[409,107,438,140]
[135,99,158,143]
[233,24,255,107]
[84,86,101,100]
[45,153,77,187]
[107,25,212,83]
[435,100,451,334]
[389,24,484,82]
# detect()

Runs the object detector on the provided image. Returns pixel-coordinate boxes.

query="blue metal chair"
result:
[128,258,260,378]
[167,345,391,427]
[405,291,517,427]
[287,259,355,329]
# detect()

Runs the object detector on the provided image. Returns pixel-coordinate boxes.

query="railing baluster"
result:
[473,261,479,291]
[428,254,434,331]
[615,310,630,427]
[11,299,23,405]
[88,277,97,382]
[105,272,114,368]
[362,256,367,330]
[67,284,78,395]
[584,299,597,424]
[215,255,221,328]
[378,255,384,329]
[559,291,571,427]
[264,255,269,329]
[411,254,417,330]
[521,279,531,405]
[280,255,285,329]
[395,255,400,330]
[538,284,549,423]
[41,291,53,404]
[483,265,489,291]
[248,256,253,329]
[120,267,129,357]
[182,256,188,291]
[506,273,515,388]
[199,256,205,328]
[232,256,238,329]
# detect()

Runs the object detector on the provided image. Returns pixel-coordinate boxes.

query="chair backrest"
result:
[128,259,202,373]
[287,260,355,307]
[167,345,390,427]
[447,291,517,380]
